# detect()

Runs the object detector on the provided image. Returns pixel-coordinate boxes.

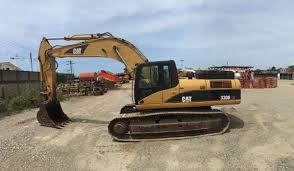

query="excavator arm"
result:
[39,32,148,100]
[37,33,148,127]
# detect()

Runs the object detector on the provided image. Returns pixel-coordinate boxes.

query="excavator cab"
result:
[134,60,178,104]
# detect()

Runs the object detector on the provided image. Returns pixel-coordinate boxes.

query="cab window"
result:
[162,65,171,88]
[139,65,159,88]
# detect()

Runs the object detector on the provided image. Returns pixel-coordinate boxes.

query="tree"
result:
[269,66,276,71]
[288,66,294,72]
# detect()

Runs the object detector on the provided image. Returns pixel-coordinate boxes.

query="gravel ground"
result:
[0,80,294,171]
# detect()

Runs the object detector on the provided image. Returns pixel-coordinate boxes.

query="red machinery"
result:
[79,71,122,83]
[98,70,121,83]
[79,72,97,81]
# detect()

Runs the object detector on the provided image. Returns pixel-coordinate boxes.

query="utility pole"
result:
[180,59,184,69]
[10,52,34,71]
[66,60,75,74]
[226,57,229,66]
[29,52,33,71]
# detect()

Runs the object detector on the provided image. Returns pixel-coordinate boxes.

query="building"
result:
[279,67,294,80]
[279,67,294,74]
[208,66,254,73]
[0,62,22,71]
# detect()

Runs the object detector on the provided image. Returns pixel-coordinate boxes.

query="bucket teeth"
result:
[36,100,70,128]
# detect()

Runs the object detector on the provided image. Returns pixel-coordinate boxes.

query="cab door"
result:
[134,61,179,105]
[162,64,179,102]
[134,64,163,105]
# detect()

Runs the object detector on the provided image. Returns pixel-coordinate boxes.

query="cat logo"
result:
[65,45,88,55]
[73,48,82,54]
[182,96,192,102]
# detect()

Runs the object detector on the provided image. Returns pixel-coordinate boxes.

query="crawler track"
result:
[108,109,230,141]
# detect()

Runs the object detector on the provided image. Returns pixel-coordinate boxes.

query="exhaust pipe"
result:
[37,100,71,128]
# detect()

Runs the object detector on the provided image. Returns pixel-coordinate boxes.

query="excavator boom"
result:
[37,33,147,127]
[39,32,147,100]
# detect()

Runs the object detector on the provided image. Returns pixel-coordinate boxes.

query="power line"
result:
[0,39,38,71]
[9,52,34,71]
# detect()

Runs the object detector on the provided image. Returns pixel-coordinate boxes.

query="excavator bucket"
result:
[36,100,71,128]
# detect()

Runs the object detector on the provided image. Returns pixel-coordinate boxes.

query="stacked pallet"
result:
[240,71,277,88]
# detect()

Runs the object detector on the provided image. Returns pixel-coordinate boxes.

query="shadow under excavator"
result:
[227,114,244,129]
[71,118,109,125]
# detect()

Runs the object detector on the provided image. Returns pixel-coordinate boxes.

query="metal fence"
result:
[0,70,74,99]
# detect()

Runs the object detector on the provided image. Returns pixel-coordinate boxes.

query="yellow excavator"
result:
[37,32,241,141]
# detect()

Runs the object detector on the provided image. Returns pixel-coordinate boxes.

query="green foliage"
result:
[6,90,44,112]
[0,99,8,113]
[7,96,29,112]
[0,89,68,115]
[57,91,67,101]
[288,66,294,72]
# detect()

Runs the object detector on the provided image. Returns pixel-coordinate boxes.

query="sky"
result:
[0,0,294,74]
